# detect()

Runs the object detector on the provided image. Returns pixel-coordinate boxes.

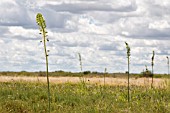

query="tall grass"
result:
[36,13,51,113]
[0,81,169,113]
[125,42,130,102]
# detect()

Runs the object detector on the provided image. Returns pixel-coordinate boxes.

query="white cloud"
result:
[0,0,170,73]
[149,20,170,30]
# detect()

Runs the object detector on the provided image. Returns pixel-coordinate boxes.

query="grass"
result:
[0,81,169,113]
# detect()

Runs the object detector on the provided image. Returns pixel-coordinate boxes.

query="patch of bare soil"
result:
[0,76,168,87]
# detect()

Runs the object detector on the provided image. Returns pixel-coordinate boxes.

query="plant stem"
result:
[167,57,169,76]
[128,56,130,103]
[78,53,84,83]
[168,64,169,75]
[168,63,169,76]
[43,29,50,113]
[151,51,155,88]
[151,65,153,88]
[125,42,130,103]
[104,68,106,88]
[36,13,51,113]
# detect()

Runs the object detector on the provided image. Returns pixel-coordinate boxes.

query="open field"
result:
[0,76,168,87]
[0,80,170,113]
[0,74,169,112]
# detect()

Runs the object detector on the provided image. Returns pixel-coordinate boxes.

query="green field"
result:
[0,80,170,113]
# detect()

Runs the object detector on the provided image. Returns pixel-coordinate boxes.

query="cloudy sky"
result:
[0,0,170,73]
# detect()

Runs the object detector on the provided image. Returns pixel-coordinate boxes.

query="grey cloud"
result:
[0,26,8,36]
[55,41,90,47]
[40,10,71,28]
[139,0,170,17]
[124,29,170,40]
[46,2,137,14]
[99,44,119,51]
[0,2,32,27]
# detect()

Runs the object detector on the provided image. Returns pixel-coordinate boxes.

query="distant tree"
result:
[83,71,91,75]
[141,65,152,77]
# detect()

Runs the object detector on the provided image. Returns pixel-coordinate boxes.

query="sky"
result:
[0,0,170,73]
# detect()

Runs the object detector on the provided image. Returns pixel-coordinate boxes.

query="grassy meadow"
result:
[0,79,169,113]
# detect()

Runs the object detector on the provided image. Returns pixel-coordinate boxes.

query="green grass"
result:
[0,81,170,113]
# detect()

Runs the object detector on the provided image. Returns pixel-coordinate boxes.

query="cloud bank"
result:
[0,0,170,73]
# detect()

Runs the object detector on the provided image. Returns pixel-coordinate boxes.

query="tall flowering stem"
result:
[36,13,51,113]
[78,53,83,72]
[104,68,107,87]
[167,56,169,76]
[78,53,84,82]
[125,42,130,103]
[151,51,155,88]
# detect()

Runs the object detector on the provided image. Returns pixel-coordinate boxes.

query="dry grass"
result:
[0,76,167,87]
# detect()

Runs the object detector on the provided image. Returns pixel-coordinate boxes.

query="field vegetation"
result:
[0,80,169,113]
[0,71,169,78]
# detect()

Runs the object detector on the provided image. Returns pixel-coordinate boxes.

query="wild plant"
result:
[125,42,130,102]
[145,65,148,71]
[104,68,107,87]
[167,56,169,75]
[78,53,85,84]
[78,53,83,73]
[151,51,155,88]
[36,13,51,113]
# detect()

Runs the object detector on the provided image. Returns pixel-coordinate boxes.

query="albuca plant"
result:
[104,68,107,87]
[36,13,51,113]
[151,51,155,88]
[167,56,169,75]
[78,53,84,82]
[78,53,83,73]
[125,42,130,102]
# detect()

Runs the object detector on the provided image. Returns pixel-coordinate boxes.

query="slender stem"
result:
[151,65,153,88]
[36,13,51,113]
[128,57,130,103]
[168,63,169,76]
[43,30,50,113]
[151,51,155,88]
[168,58,169,76]
[104,73,106,87]
[104,68,106,87]
[78,53,84,83]
[125,42,130,103]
